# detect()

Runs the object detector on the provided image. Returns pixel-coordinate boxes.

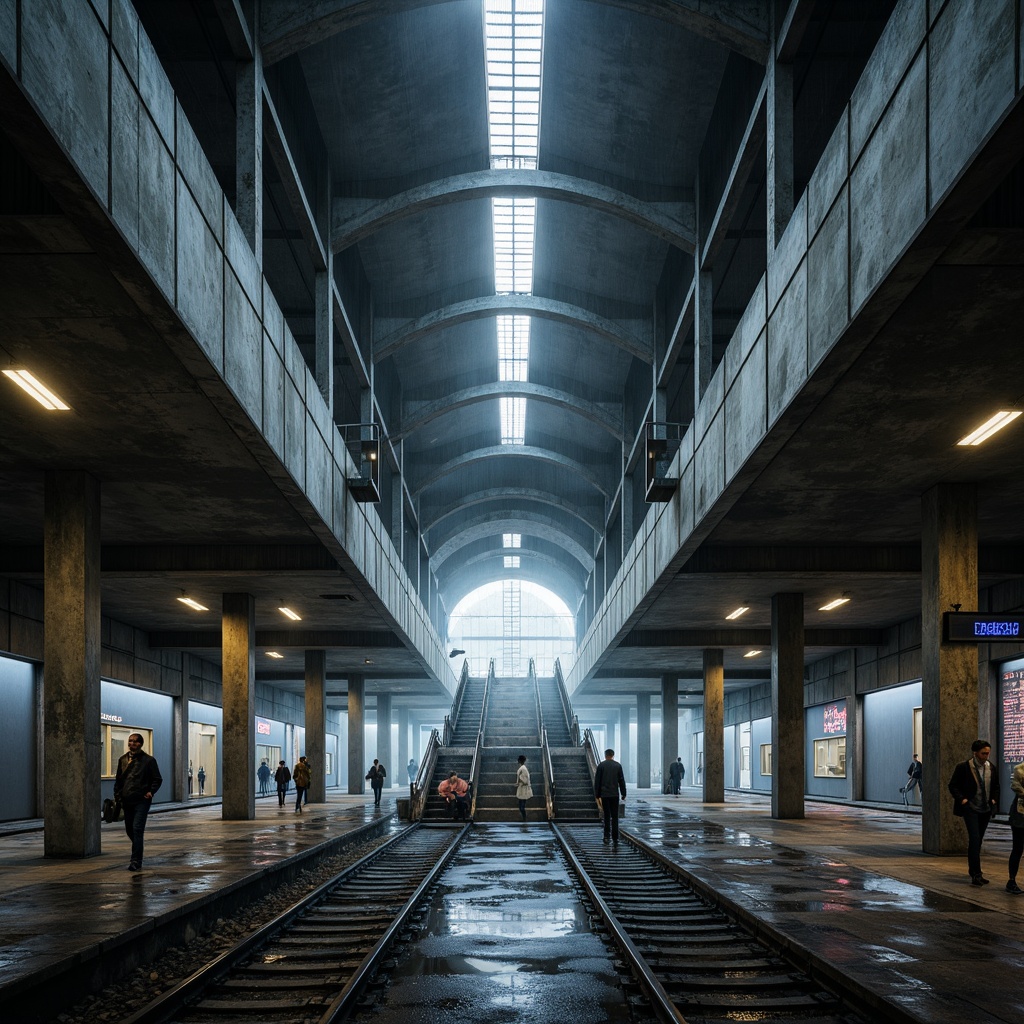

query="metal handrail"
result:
[444,661,470,745]
[530,658,543,745]
[583,727,601,777]
[410,729,441,819]
[541,725,555,819]
[553,658,578,743]
[468,729,482,819]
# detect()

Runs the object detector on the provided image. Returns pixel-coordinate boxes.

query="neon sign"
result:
[823,703,846,735]
[256,717,271,736]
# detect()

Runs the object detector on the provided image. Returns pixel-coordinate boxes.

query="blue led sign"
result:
[944,613,1024,642]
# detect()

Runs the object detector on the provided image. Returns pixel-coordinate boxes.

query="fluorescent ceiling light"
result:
[3,369,70,410]
[725,606,749,620]
[278,606,301,621]
[819,597,850,611]
[177,596,208,612]
[957,410,1021,446]
[265,651,284,659]
[743,649,762,658]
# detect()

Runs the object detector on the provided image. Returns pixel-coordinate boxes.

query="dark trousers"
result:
[277,784,287,806]
[122,799,151,866]
[372,784,383,806]
[601,796,620,841]
[963,809,991,876]
[518,798,527,820]
[1010,826,1024,880]
[294,786,307,811]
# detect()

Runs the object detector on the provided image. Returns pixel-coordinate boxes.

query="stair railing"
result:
[444,660,471,745]
[410,728,442,820]
[480,659,494,741]
[530,659,544,745]
[469,728,483,820]
[553,658,577,743]
[541,724,555,819]
[583,727,601,777]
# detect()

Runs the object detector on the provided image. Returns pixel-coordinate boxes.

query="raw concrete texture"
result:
[284,371,306,489]
[724,329,767,485]
[305,415,333,524]
[766,260,807,426]
[807,185,849,371]
[175,174,224,368]
[138,111,175,301]
[767,192,807,315]
[137,24,173,151]
[693,408,725,524]
[176,103,223,244]
[850,50,927,314]
[224,269,263,426]
[0,0,17,68]
[262,336,286,458]
[808,108,848,239]
[110,59,140,252]
[927,0,1016,205]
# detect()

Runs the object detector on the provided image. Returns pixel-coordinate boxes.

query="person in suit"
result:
[948,739,1000,885]
[274,760,291,807]
[594,748,627,845]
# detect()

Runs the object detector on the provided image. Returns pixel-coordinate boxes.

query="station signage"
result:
[1004,668,1024,763]
[944,612,1024,642]
[823,702,846,735]
[100,712,123,723]
[255,717,272,736]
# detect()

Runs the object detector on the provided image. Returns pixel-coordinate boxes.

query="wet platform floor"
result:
[0,791,1022,1023]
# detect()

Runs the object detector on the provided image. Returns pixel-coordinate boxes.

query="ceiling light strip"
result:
[957,410,1021,446]
[3,369,70,410]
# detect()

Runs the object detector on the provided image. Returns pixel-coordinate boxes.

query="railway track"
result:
[119,823,468,1024]
[555,824,881,1024]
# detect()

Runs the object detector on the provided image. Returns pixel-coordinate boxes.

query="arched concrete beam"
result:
[332,170,695,253]
[395,382,625,444]
[422,487,604,535]
[431,516,594,574]
[260,1,767,67]
[374,295,651,365]
[412,445,610,500]
[428,505,594,563]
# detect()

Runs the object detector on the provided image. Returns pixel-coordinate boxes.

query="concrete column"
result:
[703,649,725,803]
[618,704,631,781]
[348,675,365,794]
[222,593,255,820]
[315,262,334,416]
[771,593,804,819]
[305,650,326,803]
[694,267,713,409]
[172,686,187,804]
[661,675,679,792]
[376,693,392,787]
[43,471,101,858]
[922,484,977,855]
[846,667,864,802]
[766,28,794,253]
[397,706,409,788]
[236,53,263,262]
[636,692,651,789]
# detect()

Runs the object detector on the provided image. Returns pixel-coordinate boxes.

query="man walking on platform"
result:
[292,756,311,813]
[113,733,162,871]
[275,760,291,807]
[594,748,626,845]
[949,739,1000,885]
[669,757,685,796]
[903,754,922,804]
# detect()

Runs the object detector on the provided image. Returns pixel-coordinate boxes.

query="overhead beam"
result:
[212,0,255,60]
[431,517,595,575]
[589,0,769,63]
[332,170,696,253]
[395,382,625,444]
[422,486,605,535]
[258,0,769,66]
[411,445,611,500]
[374,294,651,364]
[149,630,407,650]
[680,545,925,574]
[0,545,343,575]
[620,628,886,647]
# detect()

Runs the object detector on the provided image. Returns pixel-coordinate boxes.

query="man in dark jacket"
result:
[113,733,162,871]
[948,739,1000,885]
[594,748,627,844]
[274,760,291,807]
[367,758,387,807]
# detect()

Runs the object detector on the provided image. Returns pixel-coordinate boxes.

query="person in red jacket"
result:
[439,771,470,821]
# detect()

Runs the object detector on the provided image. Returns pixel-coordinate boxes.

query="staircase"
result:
[536,675,572,746]
[420,750,474,821]
[550,750,599,820]
[474,746,545,822]
[449,675,485,745]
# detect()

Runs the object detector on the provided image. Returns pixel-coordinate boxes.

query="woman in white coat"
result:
[516,754,533,822]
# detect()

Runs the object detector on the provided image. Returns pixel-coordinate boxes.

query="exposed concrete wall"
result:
[0,0,456,698]
[570,0,1022,693]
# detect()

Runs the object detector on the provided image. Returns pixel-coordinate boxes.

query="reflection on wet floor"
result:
[367,825,643,1024]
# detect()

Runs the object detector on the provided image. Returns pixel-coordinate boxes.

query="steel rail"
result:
[551,823,689,1024]
[318,822,471,1023]
[116,821,449,1024]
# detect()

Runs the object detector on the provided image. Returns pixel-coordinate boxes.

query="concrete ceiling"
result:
[2,1,1022,715]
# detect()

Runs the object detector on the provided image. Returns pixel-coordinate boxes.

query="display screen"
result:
[1004,668,1024,763]
[945,613,1024,642]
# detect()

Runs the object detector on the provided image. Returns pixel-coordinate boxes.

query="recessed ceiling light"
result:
[743,649,762,658]
[364,657,374,665]
[3,369,70,410]
[819,596,850,611]
[177,596,208,612]
[726,606,749,620]
[278,606,301,621]
[957,410,1021,446]
[266,651,283,659]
